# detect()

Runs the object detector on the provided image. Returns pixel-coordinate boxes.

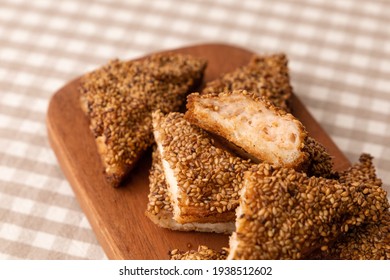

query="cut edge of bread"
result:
[185,90,308,169]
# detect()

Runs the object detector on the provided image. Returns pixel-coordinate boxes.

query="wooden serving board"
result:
[46,43,350,260]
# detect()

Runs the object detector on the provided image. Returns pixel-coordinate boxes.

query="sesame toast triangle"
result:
[227,159,389,260]
[145,146,235,233]
[185,90,309,170]
[202,53,292,111]
[79,53,207,187]
[150,110,253,229]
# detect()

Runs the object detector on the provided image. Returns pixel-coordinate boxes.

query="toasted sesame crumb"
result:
[169,245,228,260]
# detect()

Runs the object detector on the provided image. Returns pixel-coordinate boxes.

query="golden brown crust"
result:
[202,53,292,111]
[152,111,253,224]
[79,54,206,187]
[227,160,389,260]
[185,90,308,169]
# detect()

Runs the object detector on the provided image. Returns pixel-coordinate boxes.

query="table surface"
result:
[0,0,389,260]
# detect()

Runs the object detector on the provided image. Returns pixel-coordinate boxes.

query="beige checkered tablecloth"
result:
[0,0,389,259]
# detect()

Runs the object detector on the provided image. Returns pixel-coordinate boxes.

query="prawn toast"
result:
[79,53,206,187]
[227,160,389,260]
[146,147,234,233]
[202,53,292,111]
[151,111,252,231]
[309,154,390,260]
[185,90,308,169]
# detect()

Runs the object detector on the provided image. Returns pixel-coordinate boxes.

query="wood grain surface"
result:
[46,43,351,260]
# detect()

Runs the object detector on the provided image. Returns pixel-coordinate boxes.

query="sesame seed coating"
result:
[79,54,206,186]
[309,154,390,260]
[147,145,173,217]
[153,111,253,224]
[227,160,389,260]
[338,153,382,186]
[201,54,292,111]
[302,136,334,178]
[309,211,390,260]
[169,245,228,260]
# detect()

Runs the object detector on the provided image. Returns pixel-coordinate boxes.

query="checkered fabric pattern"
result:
[0,0,389,259]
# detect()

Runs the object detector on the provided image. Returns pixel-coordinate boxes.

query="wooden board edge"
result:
[46,90,127,260]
